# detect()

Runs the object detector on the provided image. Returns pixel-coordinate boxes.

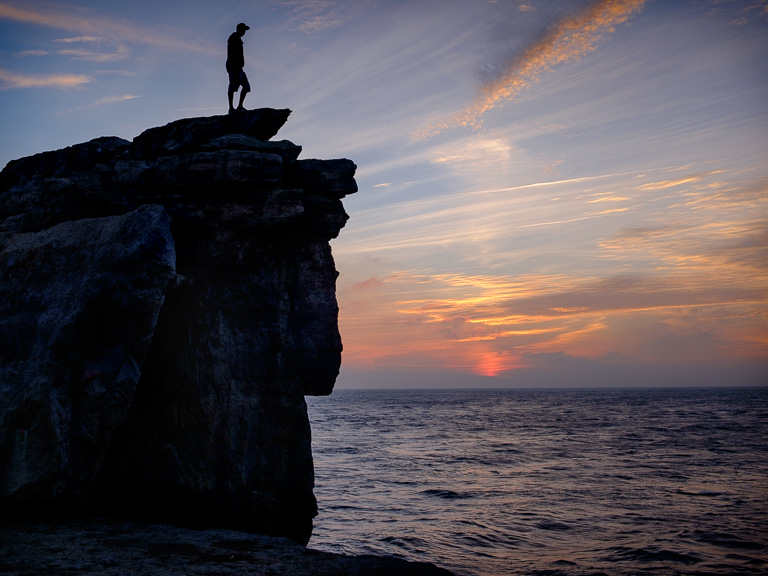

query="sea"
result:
[306,387,768,576]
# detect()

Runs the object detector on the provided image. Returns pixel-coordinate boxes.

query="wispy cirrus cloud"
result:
[279,0,346,32]
[417,0,647,137]
[0,1,214,54]
[53,36,130,63]
[13,36,130,64]
[13,49,49,57]
[693,0,768,25]
[0,68,92,89]
[276,0,377,33]
[84,93,140,107]
[53,35,102,44]
[59,93,141,115]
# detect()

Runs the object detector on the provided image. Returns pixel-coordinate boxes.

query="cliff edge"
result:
[0,109,353,545]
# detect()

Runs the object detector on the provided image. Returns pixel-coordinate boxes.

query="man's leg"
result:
[237,88,248,110]
[228,89,236,113]
[236,71,251,111]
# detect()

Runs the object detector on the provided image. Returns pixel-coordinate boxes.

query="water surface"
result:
[307,387,768,575]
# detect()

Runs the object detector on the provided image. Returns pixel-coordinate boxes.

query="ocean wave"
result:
[601,545,702,565]
[421,489,474,500]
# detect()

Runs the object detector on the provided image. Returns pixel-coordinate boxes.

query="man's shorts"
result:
[228,68,250,93]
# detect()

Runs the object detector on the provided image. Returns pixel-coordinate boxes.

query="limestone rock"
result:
[201,135,303,164]
[0,136,130,192]
[129,108,292,160]
[0,205,176,508]
[287,159,359,198]
[0,109,356,544]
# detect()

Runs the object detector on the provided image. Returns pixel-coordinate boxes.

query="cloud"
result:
[90,94,140,106]
[0,1,214,54]
[13,49,48,57]
[59,93,140,114]
[50,35,130,62]
[351,276,385,292]
[93,69,137,76]
[275,0,379,33]
[54,36,104,44]
[279,0,346,32]
[693,0,768,25]
[0,68,92,89]
[342,267,767,374]
[636,171,724,191]
[418,0,647,137]
[56,47,130,63]
[335,164,768,377]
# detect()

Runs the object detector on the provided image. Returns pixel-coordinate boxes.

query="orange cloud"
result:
[418,0,647,137]
[351,276,385,291]
[636,171,726,191]
[339,212,767,375]
[335,165,767,377]
[344,269,766,372]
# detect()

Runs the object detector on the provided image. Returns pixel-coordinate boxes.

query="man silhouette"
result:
[227,23,250,114]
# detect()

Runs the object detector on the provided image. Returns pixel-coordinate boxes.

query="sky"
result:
[1,0,767,389]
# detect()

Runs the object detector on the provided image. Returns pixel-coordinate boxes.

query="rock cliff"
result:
[0,109,354,545]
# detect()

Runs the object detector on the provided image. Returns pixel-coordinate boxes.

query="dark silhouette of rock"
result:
[129,109,291,160]
[0,206,176,509]
[0,109,355,545]
[0,136,130,192]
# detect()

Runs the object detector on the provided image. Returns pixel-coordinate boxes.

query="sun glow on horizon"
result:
[337,158,768,379]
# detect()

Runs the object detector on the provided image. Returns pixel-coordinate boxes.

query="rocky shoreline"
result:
[0,518,456,576]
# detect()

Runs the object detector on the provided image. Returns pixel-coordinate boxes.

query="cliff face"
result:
[0,109,356,544]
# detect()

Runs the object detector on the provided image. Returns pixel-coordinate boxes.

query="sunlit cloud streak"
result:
[637,171,725,191]
[54,36,103,44]
[0,68,91,89]
[0,2,214,54]
[13,50,48,57]
[417,0,647,137]
[50,36,130,63]
[60,93,141,115]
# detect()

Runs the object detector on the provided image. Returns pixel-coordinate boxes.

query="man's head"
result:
[236,22,250,36]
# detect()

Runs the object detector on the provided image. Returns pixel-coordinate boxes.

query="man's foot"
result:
[236,106,247,112]
[228,108,237,115]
